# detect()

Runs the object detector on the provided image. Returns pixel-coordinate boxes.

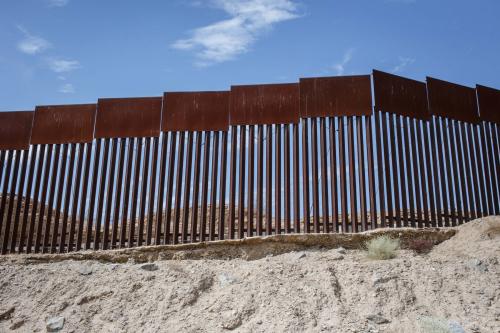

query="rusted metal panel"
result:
[300,75,372,118]
[373,70,430,120]
[95,97,162,138]
[426,77,479,123]
[0,111,34,150]
[230,83,300,125]
[31,104,96,144]
[477,85,500,124]
[163,91,229,131]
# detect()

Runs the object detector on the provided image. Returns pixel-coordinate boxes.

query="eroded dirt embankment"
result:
[0,217,499,333]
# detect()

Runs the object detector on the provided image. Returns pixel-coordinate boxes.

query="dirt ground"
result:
[0,217,499,333]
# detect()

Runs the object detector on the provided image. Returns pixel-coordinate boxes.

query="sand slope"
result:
[0,217,499,333]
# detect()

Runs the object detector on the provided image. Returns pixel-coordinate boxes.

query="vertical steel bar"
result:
[320,118,329,233]
[85,140,101,249]
[257,125,264,236]
[366,116,377,230]
[329,118,339,232]
[19,147,37,253]
[410,118,423,226]
[218,131,227,240]
[34,145,53,253]
[483,122,499,214]
[301,119,311,233]
[172,132,185,245]
[423,121,437,227]
[181,132,193,243]
[68,144,84,252]
[111,139,126,248]
[388,115,400,227]
[228,127,237,239]
[347,116,357,232]
[284,124,291,233]
[461,123,476,220]
[310,119,320,233]
[164,133,177,245]
[433,117,447,226]
[50,144,68,253]
[374,112,386,228]
[119,138,134,248]
[199,132,210,242]
[338,117,348,232]
[238,125,246,238]
[247,126,255,236]
[473,124,487,217]
[190,132,202,242]
[102,138,117,250]
[59,143,76,252]
[137,138,151,246]
[155,134,168,245]
[56,143,76,253]
[275,124,281,234]
[381,113,393,227]
[94,139,110,250]
[440,119,455,225]
[452,121,468,223]
[491,123,500,214]
[41,144,60,253]
[146,136,159,245]
[27,145,46,253]
[2,150,21,254]
[128,138,143,247]
[266,124,273,235]
[209,132,220,240]
[400,117,411,226]
[356,117,367,231]
[447,120,462,225]
[0,151,13,235]
[416,121,430,227]
[76,142,92,251]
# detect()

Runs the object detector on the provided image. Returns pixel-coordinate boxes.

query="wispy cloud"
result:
[48,58,81,73]
[58,83,75,93]
[332,49,354,75]
[48,0,69,7]
[172,0,300,66]
[16,25,51,55]
[391,56,415,73]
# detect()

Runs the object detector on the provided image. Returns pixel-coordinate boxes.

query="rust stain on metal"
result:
[230,83,300,125]
[31,104,96,144]
[426,77,479,123]
[162,91,229,131]
[0,111,34,150]
[373,70,430,120]
[476,84,500,124]
[300,75,372,118]
[95,97,162,138]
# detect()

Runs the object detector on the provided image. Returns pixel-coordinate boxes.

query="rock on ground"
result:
[0,217,499,332]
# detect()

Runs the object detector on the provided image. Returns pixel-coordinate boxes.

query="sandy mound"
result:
[0,218,499,333]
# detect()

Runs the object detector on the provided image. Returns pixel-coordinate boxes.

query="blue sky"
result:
[1,0,499,111]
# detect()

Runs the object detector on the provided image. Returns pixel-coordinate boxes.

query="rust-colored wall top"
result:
[300,75,372,118]
[373,70,430,120]
[426,77,479,123]
[0,111,34,150]
[162,91,229,131]
[230,83,300,125]
[95,97,162,138]
[30,104,96,144]
[477,85,500,124]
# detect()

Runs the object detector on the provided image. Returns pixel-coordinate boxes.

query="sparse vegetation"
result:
[408,239,435,254]
[418,316,453,333]
[365,235,400,260]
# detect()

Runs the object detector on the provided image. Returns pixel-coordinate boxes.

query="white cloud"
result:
[172,0,300,66]
[58,83,75,93]
[48,58,81,73]
[332,49,354,75]
[16,25,51,55]
[391,56,415,73]
[48,0,69,7]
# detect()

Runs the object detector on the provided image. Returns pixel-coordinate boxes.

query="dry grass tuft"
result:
[365,235,400,260]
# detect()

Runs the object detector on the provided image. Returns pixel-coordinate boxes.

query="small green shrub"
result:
[365,235,400,260]
[408,238,434,254]
[418,317,452,333]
